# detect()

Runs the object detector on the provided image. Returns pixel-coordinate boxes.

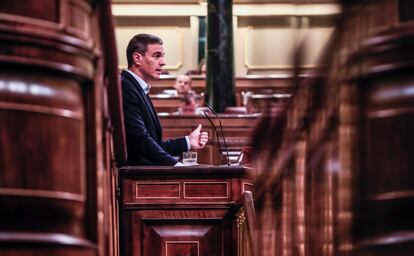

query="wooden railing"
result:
[248,2,414,256]
[236,191,257,256]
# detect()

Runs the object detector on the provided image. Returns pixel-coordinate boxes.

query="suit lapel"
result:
[122,71,162,138]
[143,93,162,137]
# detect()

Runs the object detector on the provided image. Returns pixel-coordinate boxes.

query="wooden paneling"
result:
[118,166,251,256]
[136,182,181,198]
[0,1,121,255]
[140,219,221,256]
[165,241,200,256]
[65,0,93,40]
[184,181,229,198]
[248,1,414,256]
[0,0,59,22]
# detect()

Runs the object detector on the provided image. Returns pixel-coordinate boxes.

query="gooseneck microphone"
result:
[204,103,230,166]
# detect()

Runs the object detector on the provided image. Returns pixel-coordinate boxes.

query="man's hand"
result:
[188,124,208,149]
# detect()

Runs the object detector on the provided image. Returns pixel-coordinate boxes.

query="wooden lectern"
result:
[118,165,253,256]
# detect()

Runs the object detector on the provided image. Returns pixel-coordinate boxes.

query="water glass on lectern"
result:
[182,151,197,166]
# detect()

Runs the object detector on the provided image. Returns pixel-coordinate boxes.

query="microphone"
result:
[204,103,230,166]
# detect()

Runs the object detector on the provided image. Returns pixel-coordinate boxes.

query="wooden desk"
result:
[150,95,183,114]
[118,165,254,256]
[150,76,206,95]
[151,75,294,106]
[149,93,205,114]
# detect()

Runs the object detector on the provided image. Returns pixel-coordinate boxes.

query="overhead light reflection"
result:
[0,81,54,96]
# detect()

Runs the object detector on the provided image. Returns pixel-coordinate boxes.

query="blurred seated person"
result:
[174,74,194,95]
[174,92,205,115]
[198,58,206,76]
[241,91,259,114]
[185,58,206,76]
[161,74,194,96]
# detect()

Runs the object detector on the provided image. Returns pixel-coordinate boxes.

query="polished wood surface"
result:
[249,1,414,256]
[118,165,253,256]
[0,1,122,255]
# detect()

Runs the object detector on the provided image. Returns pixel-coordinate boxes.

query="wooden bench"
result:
[151,75,294,106]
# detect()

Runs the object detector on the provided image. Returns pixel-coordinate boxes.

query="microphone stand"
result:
[204,103,230,166]
[203,111,225,165]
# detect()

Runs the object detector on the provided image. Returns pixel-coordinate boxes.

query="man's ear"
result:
[132,52,142,66]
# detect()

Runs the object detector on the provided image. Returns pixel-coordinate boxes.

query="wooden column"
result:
[0,1,122,255]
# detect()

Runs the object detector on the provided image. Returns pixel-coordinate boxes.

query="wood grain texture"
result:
[0,0,121,255]
[118,166,252,256]
[249,1,414,255]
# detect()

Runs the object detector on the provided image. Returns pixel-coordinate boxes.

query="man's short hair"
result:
[175,74,192,83]
[183,91,200,105]
[126,34,163,68]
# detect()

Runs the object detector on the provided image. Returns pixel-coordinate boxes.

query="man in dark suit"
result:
[122,34,208,166]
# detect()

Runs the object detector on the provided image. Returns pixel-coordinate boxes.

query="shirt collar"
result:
[125,69,150,94]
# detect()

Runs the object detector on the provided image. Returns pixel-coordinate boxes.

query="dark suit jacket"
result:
[121,70,188,166]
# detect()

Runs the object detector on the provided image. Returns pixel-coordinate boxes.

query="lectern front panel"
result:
[118,166,251,256]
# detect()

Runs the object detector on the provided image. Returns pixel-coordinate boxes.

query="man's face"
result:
[136,43,165,82]
[174,75,191,94]
[181,98,197,114]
